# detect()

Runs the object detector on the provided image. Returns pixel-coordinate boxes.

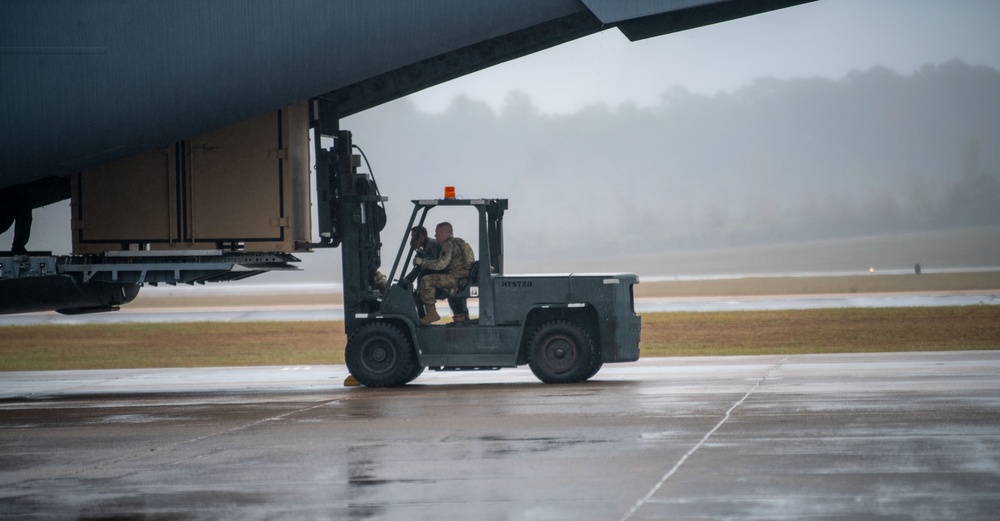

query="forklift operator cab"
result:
[386,197,503,328]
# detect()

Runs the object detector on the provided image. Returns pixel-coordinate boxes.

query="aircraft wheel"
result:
[527,320,596,384]
[345,322,417,388]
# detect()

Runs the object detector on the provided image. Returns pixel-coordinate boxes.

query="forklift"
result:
[314,123,641,387]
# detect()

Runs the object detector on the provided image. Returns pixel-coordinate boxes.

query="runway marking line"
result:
[618,355,789,521]
[34,398,340,481]
[176,399,336,455]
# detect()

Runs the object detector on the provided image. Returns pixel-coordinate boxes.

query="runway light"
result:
[444,186,456,199]
[869,267,875,273]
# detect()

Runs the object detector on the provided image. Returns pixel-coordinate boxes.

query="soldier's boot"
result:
[419,305,440,326]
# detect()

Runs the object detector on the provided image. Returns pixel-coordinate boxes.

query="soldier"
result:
[413,222,474,325]
[402,225,442,284]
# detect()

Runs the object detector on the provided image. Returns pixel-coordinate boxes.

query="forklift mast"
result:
[312,98,387,333]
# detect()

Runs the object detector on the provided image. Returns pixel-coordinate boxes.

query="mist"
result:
[339,60,1000,276]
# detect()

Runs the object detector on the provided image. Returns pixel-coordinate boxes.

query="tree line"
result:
[345,59,1000,259]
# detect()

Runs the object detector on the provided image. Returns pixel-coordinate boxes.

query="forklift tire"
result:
[403,364,425,385]
[527,320,597,384]
[586,359,604,380]
[345,322,418,388]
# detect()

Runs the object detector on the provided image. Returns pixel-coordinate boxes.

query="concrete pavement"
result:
[2,351,999,520]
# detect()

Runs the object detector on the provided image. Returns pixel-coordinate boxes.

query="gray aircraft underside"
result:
[1,0,815,191]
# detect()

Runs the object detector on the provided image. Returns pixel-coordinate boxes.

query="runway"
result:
[2,291,998,325]
[2,352,999,520]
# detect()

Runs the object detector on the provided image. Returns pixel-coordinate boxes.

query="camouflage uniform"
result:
[416,237,475,305]
[403,237,442,284]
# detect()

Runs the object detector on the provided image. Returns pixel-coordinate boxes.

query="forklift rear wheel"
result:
[527,320,597,384]
[345,322,418,387]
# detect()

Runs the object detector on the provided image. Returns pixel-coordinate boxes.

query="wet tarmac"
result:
[2,352,999,520]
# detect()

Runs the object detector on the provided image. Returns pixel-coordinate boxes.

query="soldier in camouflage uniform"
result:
[402,225,442,285]
[413,222,475,325]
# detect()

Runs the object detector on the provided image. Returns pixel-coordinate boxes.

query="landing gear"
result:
[345,322,418,387]
[527,320,597,384]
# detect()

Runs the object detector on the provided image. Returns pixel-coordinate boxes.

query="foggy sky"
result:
[410,0,1000,114]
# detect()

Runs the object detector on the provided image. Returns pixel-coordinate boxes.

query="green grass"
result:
[0,322,344,371]
[639,306,1000,357]
[3,306,999,371]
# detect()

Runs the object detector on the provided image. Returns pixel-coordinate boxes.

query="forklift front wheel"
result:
[345,322,418,388]
[527,320,597,384]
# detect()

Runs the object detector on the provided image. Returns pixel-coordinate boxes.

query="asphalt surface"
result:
[2,352,999,520]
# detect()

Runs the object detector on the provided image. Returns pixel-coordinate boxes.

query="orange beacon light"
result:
[444,186,456,199]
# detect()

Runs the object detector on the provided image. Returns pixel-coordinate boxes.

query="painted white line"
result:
[619,355,789,521]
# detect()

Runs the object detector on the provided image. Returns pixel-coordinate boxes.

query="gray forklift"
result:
[315,127,641,387]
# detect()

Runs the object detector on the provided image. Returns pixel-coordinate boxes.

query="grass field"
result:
[639,306,1000,357]
[0,321,342,371]
[3,306,999,371]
